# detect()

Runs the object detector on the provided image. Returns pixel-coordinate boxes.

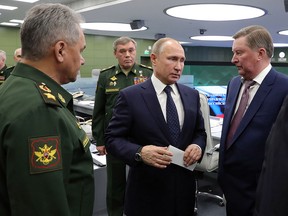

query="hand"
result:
[141,145,173,169]
[183,144,202,166]
[96,146,107,155]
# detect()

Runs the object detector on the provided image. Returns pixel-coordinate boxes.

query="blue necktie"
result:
[164,85,180,145]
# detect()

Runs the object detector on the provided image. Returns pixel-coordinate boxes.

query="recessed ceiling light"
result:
[278,30,288,36]
[81,22,147,32]
[10,19,24,24]
[165,4,266,21]
[274,43,288,47]
[13,0,39,3]
[190,36,234,41]
[0,22,19,26]
[0,5,18,10]
[76,0,131,13]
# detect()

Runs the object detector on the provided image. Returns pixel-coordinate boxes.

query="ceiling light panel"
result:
[278,30,288,35]
[190,36,234,41]
[81,23,147,31]
[0,5,18,10]
[13,0,39,3]
[0,22,19,26]
[166,4,266,21]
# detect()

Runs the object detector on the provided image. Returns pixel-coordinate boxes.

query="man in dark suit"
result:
[254,94,288,216]
[105,37,206,216]
[218,25,288,216]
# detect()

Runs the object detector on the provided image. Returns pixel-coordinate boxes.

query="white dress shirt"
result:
[151,74,184,130]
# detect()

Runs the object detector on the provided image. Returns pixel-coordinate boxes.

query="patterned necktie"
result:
[164,85,180,145]
[226,80,256,149]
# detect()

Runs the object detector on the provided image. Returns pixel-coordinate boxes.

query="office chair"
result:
[194,93,224,214]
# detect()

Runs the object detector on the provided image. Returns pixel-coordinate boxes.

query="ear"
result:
[114,50,118,59]
[150,53,157,66]
[258,47,266,60]
[54,41,66,63]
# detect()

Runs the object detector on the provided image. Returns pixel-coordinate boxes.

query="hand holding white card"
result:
[168,145,197,171]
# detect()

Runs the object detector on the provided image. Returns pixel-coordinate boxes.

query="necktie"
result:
[164,85,180,145]
[226,80,255,149]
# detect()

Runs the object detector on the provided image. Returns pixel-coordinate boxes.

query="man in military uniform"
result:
[0,4,94,216]
[0,50,7,85]
[92,36,153,216]
[3,47,22,80]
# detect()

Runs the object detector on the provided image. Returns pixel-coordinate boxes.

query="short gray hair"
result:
[233,25,274,58]
[0,50,6,60]
[113,36,137,52]
[20,3,84,61]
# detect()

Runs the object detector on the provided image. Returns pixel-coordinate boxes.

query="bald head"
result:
[14,48,22,62]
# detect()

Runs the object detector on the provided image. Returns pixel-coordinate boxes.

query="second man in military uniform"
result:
[92,36,153,216]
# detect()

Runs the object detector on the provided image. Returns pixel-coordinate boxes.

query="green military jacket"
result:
[0,63,94,216]
[0,64,7,85]
[92,63,153,146]
[3,65,15,80]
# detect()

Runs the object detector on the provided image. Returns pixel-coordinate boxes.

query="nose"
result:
[124,50,131,57]
[80,55,85,66]
[175,60,183,71]
[231,54,237,64]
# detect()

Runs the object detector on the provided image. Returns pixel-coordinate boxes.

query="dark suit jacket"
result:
[254,95,288,216]
[105,78,206,216]
[218,68,288,216]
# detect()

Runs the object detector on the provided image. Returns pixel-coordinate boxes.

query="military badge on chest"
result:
[109,76,117,87]
[106,76,120,93]
[134,70,148,85]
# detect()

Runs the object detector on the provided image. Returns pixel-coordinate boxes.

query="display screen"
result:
[195,86,227,118]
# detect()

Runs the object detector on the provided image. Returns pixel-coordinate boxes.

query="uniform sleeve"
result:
[92,72,106,146]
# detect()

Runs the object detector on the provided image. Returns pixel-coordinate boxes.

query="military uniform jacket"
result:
[0,64,7,85]
[92,63,153,146]
[3,65,15,80]
[0,63,94,216]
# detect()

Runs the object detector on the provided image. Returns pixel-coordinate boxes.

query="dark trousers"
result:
[106,154,127,216]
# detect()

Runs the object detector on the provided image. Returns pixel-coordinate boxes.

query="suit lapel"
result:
[222,77,242,145]
[229,69,276,146]
[177,84,189,137]
[140,79,171,144]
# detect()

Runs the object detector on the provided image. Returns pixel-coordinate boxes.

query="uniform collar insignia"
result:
[58,93,66,104]
[39,83,51,92]
[44,93,56,101]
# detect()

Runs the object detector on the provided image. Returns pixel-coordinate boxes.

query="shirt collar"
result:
[151,74,177,95]
[241,64,272,85]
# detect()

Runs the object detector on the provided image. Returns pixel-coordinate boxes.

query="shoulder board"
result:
[100,65,115,73]
[139,64,153,70]
[35,82,61,107]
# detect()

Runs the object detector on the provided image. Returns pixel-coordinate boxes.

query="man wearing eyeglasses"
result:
[92,36,153,216]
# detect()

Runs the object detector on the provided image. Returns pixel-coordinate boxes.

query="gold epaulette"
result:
[139,64,153,70]
[35,82,61,107]
[100,65,115,73]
